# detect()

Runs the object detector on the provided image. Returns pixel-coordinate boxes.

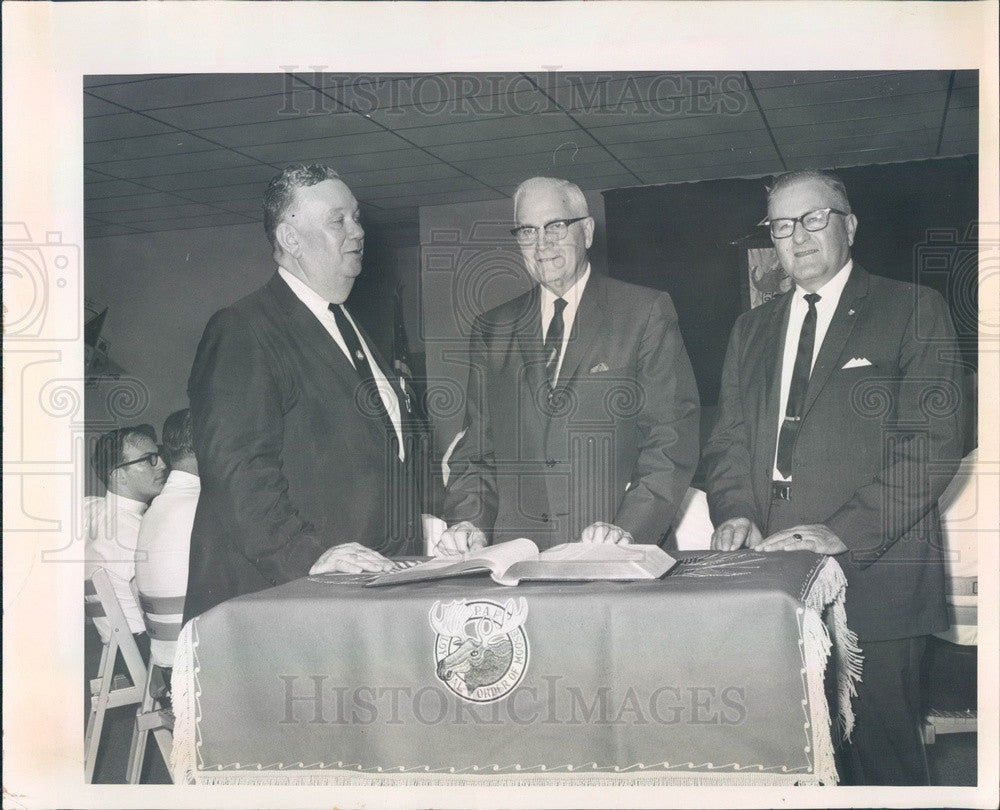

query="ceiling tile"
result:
[147,90,326,130]
[366,188,506,210]
[92,202,233,226]
[952,70,979,88]
[949,84,978,110]
[180,182,268,204]
[84,95,126,117]
[95,149,259,180]
[426,131,600,162]
[773,112,941,144]
[471,160,636,189]
[339,162,462,188]
[142,164,279,192]
[754,71,951,109]
[86,74,290,111]
[786,145,931,170]
[938,139,978,156]
[765,92,947,128]
[84,113,176,141]
[86,191,192,214]
[603,128,773,159]
[747,71,897,90]
[85,132,220,163]
[85,223,143,238]
[240,131,411,164]
[353,176,488,199]
[585,111,763,144]
[326,148,442,175]
[196,111,382,148]
[781,129,937,159]
[639,158,783,185]
[84,178,154,199]
[403,114,578,147]
[452,146,613,177]
[619,146,776,174]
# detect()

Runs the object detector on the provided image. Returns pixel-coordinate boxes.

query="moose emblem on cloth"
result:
[429,598,530,703]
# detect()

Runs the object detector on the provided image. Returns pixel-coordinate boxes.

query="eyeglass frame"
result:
[759,207,850,239]
[112,451,162,472]
[510,216,589,245]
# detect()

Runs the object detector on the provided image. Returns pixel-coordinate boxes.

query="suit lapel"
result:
[556,273,606,389]
[514,286,547,398]
[755,292,792,488]
[801,265,870,419]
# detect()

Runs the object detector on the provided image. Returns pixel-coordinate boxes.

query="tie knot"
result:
[553,298,568,314]
[804,293,821,308]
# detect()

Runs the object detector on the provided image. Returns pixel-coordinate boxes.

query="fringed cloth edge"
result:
[802,556,863,740]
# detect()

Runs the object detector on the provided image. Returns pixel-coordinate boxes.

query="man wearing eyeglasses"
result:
[703,170,964,784]
[85,425,168,640]
[440,176,699,553]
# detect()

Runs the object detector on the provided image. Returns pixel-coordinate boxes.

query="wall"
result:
[418,191,607,453]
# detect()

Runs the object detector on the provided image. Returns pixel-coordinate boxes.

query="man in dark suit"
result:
[440,177,700,553]
[703,170,965,784]
[184,165,424,621]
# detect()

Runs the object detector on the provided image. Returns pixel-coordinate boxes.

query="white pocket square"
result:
[842,357,873,369]
[589,362,610,374]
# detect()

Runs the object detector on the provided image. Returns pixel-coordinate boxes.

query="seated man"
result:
[135,409,200,667]
[85,424,168,640]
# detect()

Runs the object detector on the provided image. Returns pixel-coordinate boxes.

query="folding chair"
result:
[84,569,145,783]
[125,588,183,784]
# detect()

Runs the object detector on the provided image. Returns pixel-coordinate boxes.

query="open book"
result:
[367,538,677,587]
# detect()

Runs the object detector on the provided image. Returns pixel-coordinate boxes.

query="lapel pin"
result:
[355,349,365,361]
[848,309,855,316]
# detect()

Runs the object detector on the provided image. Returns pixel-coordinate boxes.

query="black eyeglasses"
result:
[511,217,588,245]
[114,452,161,471]
[759,207,850,239]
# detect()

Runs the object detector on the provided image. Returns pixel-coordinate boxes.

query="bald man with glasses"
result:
[703,170,965,784]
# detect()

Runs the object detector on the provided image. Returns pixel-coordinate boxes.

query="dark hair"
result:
[161,408,194,465]
[91,424,157,486]
[263,164,342,249]
[766,169,851,212]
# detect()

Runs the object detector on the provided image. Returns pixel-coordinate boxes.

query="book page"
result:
[540,543,646,562]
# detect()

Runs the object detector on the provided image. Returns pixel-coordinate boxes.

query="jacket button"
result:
[541,513,549,522]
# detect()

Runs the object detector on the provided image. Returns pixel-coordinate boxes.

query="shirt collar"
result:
[793,259,853,307]
[539,263,591,311]
[278,266,337,318]
[104,490,148,515]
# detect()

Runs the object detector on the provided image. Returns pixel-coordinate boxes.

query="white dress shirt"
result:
[773,260,853,481]
[135,470,200,667]
[278,267,404,460]
[539,263,591,385]
[84,491,148,638]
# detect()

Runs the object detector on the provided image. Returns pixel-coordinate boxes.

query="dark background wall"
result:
[603,156,980,410]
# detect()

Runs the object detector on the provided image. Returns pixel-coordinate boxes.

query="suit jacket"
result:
[703,265,965,641]
[184,273,426,621]
[444,272,700,548]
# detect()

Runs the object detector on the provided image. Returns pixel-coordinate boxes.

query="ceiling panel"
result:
[81,71,977,238]
[92,149,259,180]
[240,132,412,165]
[84,223,143,238]
[84,112,176,141]
[84,131,221,163]
[426,131,601,163]
[86,191,193,214]
[86,74,289,111]
[142,164,280,192]
[754,72,950,109]
[147,91,326,130]
[402,114,578,148]
[197,111,382,148]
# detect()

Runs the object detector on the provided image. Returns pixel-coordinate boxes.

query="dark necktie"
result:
[543,298,568,389]
[329,303,395,434]
[776,292,821,479]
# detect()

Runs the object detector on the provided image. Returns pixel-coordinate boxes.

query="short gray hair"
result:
[513,177,590,218]
[263,164,342,248]
[766,170,851,212]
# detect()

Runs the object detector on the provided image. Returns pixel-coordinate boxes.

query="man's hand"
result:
[580,522,633,545]
[435,520,487,557]
[711,517,762,551]
[309,542,396,575]
[752,524,847,554]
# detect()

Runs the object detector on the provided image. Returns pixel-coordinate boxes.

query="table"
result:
[171,550,860,786]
